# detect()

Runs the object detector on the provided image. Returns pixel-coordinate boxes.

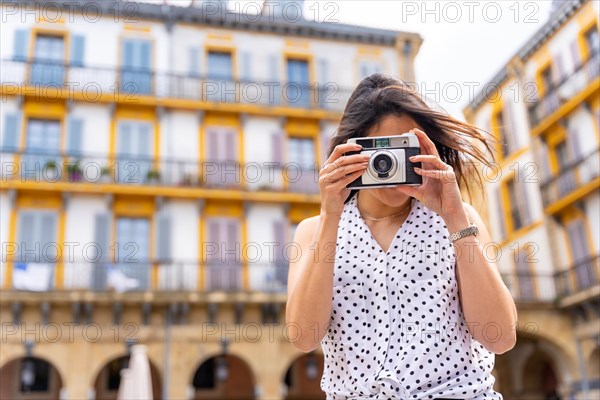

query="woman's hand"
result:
[394,128,465,221]
[319,143,369,217]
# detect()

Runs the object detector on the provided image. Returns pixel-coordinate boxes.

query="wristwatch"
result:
[450,223,479,242]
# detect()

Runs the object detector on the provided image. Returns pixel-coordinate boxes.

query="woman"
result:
[286,74,517,399]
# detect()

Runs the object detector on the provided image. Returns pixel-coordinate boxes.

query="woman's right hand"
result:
[319,143,369,217]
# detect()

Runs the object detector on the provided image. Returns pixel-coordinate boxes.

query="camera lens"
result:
[372,154,393,175]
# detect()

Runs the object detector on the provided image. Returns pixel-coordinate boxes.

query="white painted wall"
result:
[243,116,284,190]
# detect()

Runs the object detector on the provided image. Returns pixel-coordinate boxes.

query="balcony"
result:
[0,149,321,198]
[528,53,600,129]
[5,261,289,295]
[0,59,353,114]
[554,254,600,300]
[500,271,557,304]
[540,147,600,211]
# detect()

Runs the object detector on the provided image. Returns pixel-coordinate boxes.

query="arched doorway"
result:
[494,334,569,400]
[93,355,161,400]
[191,354,255,399]
[283,353,325,400]
[0,357,63,400]
[588,346,600,399]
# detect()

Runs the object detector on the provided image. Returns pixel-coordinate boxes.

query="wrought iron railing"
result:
[540,147,600,207]
[554,254,600,298]
[0,149,320,194]
[528,53,600,127]
[6,261,290,293]
[0,59,353,111]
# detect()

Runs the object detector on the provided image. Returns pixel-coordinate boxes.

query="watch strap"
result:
[450,223,478,242]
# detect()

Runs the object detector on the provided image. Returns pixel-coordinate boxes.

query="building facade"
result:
[464,0,600,398]
[0,1,423,399]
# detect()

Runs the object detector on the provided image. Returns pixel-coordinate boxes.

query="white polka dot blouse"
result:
[320,194,503,400]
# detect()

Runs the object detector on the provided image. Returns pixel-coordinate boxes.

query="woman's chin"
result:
[371,187,411,207]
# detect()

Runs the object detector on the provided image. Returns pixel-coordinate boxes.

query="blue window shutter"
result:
[139,40,151,69]
[67,118,83,156]
[13,30,29,61]
[188,47,201,77]
[156,211,172,262]
[94,214,110,262]
[2,113,21,150]
[268,54,279,80]
[70,35,85,67]
[240,51,251,81]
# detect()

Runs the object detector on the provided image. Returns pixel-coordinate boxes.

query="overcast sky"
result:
[153,0,555,119]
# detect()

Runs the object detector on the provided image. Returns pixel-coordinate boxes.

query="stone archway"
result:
[93,355,161,400]
[495,334,570,400]
[0,356,63,400]
[282,352,325,400]
[191,354,255,399]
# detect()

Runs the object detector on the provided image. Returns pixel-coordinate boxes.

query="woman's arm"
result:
[286,142,369,352]
[447,203,518,354]
[394,128,517,354]
[285,214,339,352]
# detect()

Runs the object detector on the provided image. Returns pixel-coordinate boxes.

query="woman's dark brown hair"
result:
[328,73,495,202]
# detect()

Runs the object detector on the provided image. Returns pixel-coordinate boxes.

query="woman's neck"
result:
[356,191,412,220]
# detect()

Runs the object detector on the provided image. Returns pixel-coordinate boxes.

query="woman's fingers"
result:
[409,154,450,171]
[326,143,362,165]
[411,128,440,158]
[322,161,367,183]
[414,167,457,183]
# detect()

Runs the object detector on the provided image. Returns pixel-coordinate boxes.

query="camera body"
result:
[346,133,422,189]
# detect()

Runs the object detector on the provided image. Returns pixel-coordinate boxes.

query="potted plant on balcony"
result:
[66,161,83,182]
[100,166,113,184]
[43,160,59,181]
[179,173,193,187]
[146,169,161,184]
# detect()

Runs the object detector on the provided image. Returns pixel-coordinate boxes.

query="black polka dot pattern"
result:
[320,195,503,399]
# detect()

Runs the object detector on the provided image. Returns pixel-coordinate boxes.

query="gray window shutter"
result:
[13,29,29,61]
[268,54,280,105]
[502,101,517,153]
[2,113,21,150]
[566,125,583,161]
[567,220,590,264]
[188,47,201,77]
[40,213,58,262]
[94,214,110,262]
[570,40,582,68]
[538,141,551,182]
[321,130,332,163]
[273,220,285,264]
[496,187,506,240]
[155,211,171,262]
[553,53,566,82]
[17,212,36,262]
[70,35,85,67]
[516,181,531,226]
[271,131,284,165]
[67,117,83,156]
[206,218,220,263]
[240,51,251,81]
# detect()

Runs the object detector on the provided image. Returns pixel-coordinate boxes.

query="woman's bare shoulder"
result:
[293,215,321,242]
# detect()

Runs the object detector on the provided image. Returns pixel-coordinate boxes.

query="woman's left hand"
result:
[393,128,465,221]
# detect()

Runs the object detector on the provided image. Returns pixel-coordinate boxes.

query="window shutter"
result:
[13,30,29,61]
[502,100,518,154]
[240,51,251,81]
[139,40,151,69]
[67,117,83,156]
[226,219,240,264]
[206,218,220,263]
[268,54,280,105]
[205,128,219,161]
[516,181,532,226]
[570,40,582,69]
[94,214,110,262]
[70,35,85,67]
[273,220,285,264]
[40,213,58,262]
[188,47,201,77]
[566,220,590,264]
[2,113,21,150]
[553,53,566,82]
[271,131,284,165]
[566,125,583,162]
[538,141,551,183]
[155,211,172,262]
[496,187,507,240]
[17,212,36,262]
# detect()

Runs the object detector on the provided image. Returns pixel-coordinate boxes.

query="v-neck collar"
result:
[351,193,416,256]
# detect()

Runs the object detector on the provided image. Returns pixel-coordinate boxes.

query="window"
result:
[359,60,382,79]
[553,139,577,197]
[504,179,531,232]
[207,51,234,101]
[287,137,317,193]
[22,119,61,178]
[584,26,600,57]
[116,121,153,184]
[541,66,554,92]
[204,127,239,188]
[205,217,242,291]
[495,111,508,158]
[287,59,310,107]
[565,219,594,290]
[554,140,570,170]
[114,217,150,290]
[514,246,535,300]
[121,39,152,94]
[30,35,64,86]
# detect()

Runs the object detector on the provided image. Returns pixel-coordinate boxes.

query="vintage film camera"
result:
[346,133,422,189]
